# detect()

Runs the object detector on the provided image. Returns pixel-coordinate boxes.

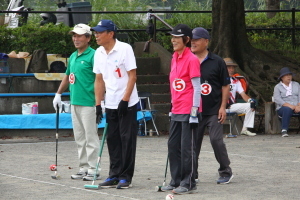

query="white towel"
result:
[281,81,292,96]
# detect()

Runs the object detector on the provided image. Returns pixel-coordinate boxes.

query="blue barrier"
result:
[0,112,152,129]
[0,73,35,77]
[0,93,70,97]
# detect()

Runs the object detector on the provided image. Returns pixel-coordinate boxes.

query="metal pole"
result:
[149,13,173,29]
[153,17,157,42]
[291,8,296,49]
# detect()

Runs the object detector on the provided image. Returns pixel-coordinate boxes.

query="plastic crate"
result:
[67,2,92,26]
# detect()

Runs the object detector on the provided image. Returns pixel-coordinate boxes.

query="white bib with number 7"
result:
[172,78,186,92]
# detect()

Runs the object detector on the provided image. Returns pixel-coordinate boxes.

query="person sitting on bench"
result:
[224,58,256,136]
[273,67,300,137]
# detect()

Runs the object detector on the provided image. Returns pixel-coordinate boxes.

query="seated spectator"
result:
[273,67,300,137]
[224,58,256,136]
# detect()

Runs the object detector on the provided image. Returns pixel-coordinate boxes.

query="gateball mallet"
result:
[51,105,60,180]
[84,123,108,189]
[155,156,169,192]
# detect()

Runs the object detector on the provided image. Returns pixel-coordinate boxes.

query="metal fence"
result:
[1,8,300,46]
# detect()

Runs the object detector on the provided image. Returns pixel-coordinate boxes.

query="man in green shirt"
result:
[53,24,100,181]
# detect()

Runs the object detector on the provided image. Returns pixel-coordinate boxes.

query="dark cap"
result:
[170,24,192,38]
[278,67,294,80]
[192,27,210,39]
[91,19,117,32]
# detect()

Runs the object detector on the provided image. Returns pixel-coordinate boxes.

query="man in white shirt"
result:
[224,58,256,136]
[92,19,139,189]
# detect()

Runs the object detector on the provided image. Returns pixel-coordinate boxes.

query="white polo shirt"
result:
[229,77,244,102]
[93,39,139,109]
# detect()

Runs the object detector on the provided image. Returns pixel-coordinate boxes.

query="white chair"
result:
[138,91,159,136]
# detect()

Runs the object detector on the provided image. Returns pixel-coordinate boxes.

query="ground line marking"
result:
[0,173,139,200]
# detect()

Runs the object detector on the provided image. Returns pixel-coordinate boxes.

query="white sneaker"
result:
[83,174,101,181]
[71,171,87,179]
[240,130,256,136]
[281,130,289,137]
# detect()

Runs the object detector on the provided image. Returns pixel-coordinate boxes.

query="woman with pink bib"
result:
[161,24,201,195]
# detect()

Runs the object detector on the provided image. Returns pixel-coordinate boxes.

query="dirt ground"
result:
[1,133,300,200]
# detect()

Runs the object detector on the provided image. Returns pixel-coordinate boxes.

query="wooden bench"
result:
[265,102,300,134]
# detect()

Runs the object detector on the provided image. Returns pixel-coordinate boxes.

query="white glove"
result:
[53,93,62,110]
[189,116,198,124]
[101,100,105,113]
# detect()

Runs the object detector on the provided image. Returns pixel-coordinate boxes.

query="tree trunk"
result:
[210,0,300,104]
[265,0,280,18]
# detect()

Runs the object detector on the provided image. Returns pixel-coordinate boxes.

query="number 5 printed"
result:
[172,79,186,92]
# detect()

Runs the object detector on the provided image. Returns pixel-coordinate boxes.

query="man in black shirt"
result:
[191,27,233,184]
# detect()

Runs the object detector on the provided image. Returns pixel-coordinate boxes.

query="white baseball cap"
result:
[69,23,92,35]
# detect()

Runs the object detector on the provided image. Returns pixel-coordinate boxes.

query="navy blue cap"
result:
[192,27,210,39]
[91,19,117,32]
[278,67,294,80]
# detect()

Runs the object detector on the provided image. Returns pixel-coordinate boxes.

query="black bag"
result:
[27,49,48,73]
[49,61,66,73]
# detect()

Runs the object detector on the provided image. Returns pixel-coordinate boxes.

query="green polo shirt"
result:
[66,46,96,107]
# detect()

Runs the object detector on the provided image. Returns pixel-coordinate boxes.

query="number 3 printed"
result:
[172,79,186,92]
[201,83,212,95]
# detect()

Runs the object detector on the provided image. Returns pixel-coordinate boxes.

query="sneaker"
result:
[240,130,256,136]
[83,174,101,181]
[116,179,132,189]
[226,134,237,138]
[217,175,234,184]
[71,171,87,179]
[282,130,289,137]
[99,177,119,188]
[172,186,197,194]
[161,185,175,191]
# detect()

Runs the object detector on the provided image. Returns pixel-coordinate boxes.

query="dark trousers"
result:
[168,120,196,189]
[105,105,137,182]
[277,106,294,130]
[195,115,232,178]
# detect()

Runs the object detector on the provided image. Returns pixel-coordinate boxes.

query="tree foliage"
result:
[211,0,300,103]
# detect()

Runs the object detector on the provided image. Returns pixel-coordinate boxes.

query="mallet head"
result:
[155,185,163,192]
[51,171,60,180]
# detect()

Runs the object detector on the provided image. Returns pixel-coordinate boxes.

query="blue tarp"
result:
[0,111,152,129]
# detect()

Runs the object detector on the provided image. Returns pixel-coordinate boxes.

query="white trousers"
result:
[226,103,255,128]
[71,105,99,174]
